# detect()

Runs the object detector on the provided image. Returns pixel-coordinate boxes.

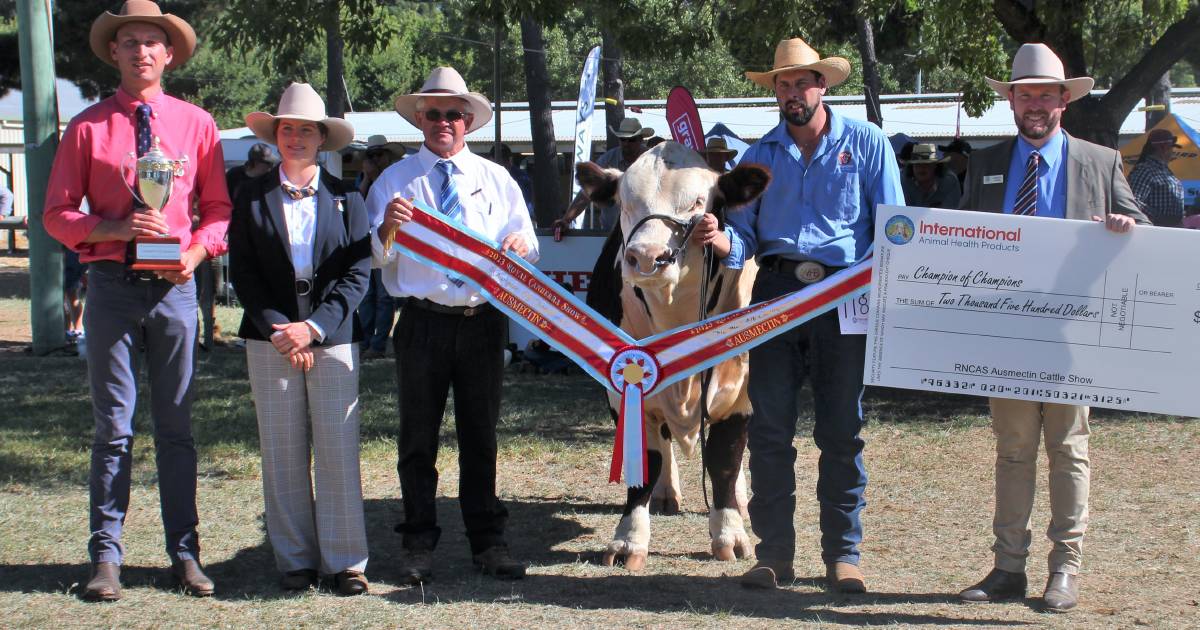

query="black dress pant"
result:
[393,303,508,554]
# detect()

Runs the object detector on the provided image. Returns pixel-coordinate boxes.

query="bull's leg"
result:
[649,424,682,515]
[602,449,662,572]
[705,414,755,561]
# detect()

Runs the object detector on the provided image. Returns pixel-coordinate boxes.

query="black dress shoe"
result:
[473,546,526,580]
[172,559,215,597]
[398,548,434,585]
[1043,572,1079,612]
[83,562,122,602]
[280,569,318,591]
[959,568,1027,602]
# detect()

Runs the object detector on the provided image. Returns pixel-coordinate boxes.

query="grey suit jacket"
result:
[959,132,1149,224]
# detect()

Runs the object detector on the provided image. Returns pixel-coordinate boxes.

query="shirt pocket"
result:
[824,169,861,221]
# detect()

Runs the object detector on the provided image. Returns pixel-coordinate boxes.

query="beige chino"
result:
[988,398,1090,575]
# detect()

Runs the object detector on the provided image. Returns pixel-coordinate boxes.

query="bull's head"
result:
[577,142,770,289]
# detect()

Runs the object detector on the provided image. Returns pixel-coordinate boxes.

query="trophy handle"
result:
[120,151,146,208]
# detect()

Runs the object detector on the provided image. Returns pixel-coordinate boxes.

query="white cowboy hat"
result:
[902,143,950,165]
[245,82,355,152]
[609,117,653,139]
[90,0,197,70]
[745,38,851,90]
[364,134,408,159]
[985,43,1094,102]
[394,67,492,133]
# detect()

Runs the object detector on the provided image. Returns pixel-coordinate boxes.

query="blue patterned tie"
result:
[1013,150,1040,216]
[133,105,153,209]
[436,160,464,287]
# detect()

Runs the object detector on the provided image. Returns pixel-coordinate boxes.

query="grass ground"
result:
[0,270,1197,628]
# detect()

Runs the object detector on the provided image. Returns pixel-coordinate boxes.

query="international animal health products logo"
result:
[884,215,915,245]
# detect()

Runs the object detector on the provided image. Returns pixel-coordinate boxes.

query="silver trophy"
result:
[121,137,189,270]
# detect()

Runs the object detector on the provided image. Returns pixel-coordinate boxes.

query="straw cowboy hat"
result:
[704,137,738,160]
[364,134,408,159]
[903,143,950,165]
[245,82,355,152]
[90,0,196,70]
[609,117,653,139]
[394,67,493,133]
[745,38,851,90]
[985,43,1094,102]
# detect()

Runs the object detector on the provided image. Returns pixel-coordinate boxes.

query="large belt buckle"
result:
[296,278,313,296]
[794,261,826,284]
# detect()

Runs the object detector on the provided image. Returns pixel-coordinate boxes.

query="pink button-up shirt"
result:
[44,87,232,262]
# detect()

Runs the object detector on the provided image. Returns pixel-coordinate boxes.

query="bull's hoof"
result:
[602,549,648,572]
[649,496,681,515]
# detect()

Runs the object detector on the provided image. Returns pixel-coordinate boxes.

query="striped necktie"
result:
[1013,150,1040,216]
[436,160,462,220]
[436,160,464,287]
[133,105,153,209]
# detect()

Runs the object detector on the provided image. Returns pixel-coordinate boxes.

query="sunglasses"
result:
[365,149,389,160]
[421,108,467,123]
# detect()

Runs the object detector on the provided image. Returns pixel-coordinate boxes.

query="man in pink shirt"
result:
[43,1,230,601]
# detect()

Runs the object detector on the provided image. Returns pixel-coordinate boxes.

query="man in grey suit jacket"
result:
[956,43,1149,613]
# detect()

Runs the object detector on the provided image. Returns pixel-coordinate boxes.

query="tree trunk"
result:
[1146,71,1171,130]
[1060,96,1122,147]
[601,30,624,151]
[325,0,346,118]
[519,16,563,227]
[853,3,883,127]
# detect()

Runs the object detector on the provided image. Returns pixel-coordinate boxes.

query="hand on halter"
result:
[691,213,731,257]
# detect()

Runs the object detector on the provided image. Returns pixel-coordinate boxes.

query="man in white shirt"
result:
[369,67,538,584]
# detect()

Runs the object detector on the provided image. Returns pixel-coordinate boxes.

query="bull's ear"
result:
[576,162,620,204]
[715,163,771,209]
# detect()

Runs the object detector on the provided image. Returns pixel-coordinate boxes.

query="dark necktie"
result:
[282,183,317,200]
[133,105,153,209]
[1013,150,1040,216]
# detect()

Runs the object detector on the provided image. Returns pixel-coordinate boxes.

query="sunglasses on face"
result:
[421,109,466,123]
[619,137,642,144]
[365,150,389,160]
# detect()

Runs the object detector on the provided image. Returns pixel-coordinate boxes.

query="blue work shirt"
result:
[724,107,903,268]
[1001,130,1068,219]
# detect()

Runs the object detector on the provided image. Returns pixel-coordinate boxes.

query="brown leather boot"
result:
[738,560,795,589]
[335,570,369,596]
[171,559,215,597]
[1043,572,1079,612]
[83,562,122,602]
[826,561,867,593]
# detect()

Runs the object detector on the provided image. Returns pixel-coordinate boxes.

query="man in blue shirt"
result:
[693,37,903,593]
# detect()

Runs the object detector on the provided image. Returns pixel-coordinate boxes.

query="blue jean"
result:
[746,269,868,566]
[358,269,395,352]
[84,262,200,565]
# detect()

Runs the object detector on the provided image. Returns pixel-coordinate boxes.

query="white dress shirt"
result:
[280,168,319,280]
[279,168,324,340]
[368,144,539,307]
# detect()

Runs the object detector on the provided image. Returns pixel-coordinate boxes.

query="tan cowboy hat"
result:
[902,143,950,165]
[90,0,196,70]
[245,83,355,152]
[394,67,492,133]
[704,137,738,159]
[745,38,851,90]
[364,134,408,159]
[609,117,653,139]
[985,43,1094,102]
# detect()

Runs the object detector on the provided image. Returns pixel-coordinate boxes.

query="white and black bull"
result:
[577,142,770,570]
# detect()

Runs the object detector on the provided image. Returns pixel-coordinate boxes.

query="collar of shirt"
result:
[416,144,470,177]
[113,85,166,115]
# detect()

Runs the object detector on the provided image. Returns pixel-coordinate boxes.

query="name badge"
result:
[983,175,1004,185]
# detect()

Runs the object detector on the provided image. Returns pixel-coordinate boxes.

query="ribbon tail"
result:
[609,393,626,483]
[622,384,645,488]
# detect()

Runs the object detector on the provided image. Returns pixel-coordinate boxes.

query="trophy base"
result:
[131,236,185,271]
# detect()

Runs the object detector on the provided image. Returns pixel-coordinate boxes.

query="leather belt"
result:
[89,260,163,284]
[404,297,493,317]
[760,255,843,284]
[295,278,313,296]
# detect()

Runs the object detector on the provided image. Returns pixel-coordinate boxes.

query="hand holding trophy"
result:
[122,136,188,271]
